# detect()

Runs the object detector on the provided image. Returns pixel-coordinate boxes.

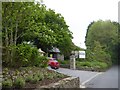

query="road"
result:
[85,65,118,88]
[48,67,101,88]
[48,65,118,88]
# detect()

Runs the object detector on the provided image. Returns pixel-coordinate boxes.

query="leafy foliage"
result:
[25,75,33,82]
[3,43,48,68]
[85,20,118,65]
[58,59,70,65]
[34,56,48,68]
[2,79,13,88]
[2,67,68,88]
[76,61,108,71]
[31,75,39,84]
[2,2,74,67]
[13,77,25,88]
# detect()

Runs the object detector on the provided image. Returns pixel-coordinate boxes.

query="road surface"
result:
[48,67,101,88]
[85,65,118,88]
[48,65,118,88]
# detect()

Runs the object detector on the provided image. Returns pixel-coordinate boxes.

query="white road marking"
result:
[81,72,103,86]
[48,67,103,88]
[80,85,86,88]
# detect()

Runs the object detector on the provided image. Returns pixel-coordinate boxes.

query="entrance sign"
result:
[79,51,85,58]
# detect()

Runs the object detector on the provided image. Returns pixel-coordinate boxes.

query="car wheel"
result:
[55,67,59,69]
[51,66,55,69]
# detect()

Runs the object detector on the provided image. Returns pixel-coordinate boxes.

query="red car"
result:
[48,58,60,69]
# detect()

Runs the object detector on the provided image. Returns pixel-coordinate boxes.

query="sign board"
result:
[79,51,85,58]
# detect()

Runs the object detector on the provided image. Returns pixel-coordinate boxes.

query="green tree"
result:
[2,2,74,67]
[85,20,118,64]
[92,41,111,65]
[2,2,35,65]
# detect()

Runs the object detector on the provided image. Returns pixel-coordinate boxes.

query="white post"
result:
[73,56,76,70]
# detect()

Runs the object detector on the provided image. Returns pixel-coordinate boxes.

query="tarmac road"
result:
[48,66,101,88]
[48,65,118,88]
[85,65,118,88]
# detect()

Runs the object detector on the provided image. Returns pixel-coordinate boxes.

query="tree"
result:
[2,2,74,67]
[85,20,118,64]
[92,41,111,65]
[85,21,95,44]
[2,2,38,66]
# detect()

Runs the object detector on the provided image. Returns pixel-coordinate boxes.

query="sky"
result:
[42,0,119,49]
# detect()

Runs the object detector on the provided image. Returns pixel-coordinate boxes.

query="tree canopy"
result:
[2,2,75,67]
[2,2,73,52]
[85,20,118,64]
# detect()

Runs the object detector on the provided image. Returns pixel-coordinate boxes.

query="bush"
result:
[56,73,65,78]
[58,60,69,65]
[36,73,44,81]
[15,44,40,67]
[3,44,40,68]
[45,72,54,79]
[2,79,13,88]
[25,73,44,84]
[76,58,85,62]
[31,75,39,84]
[34,56,48,68]
[96,62,108,69]
[25,75,33,82]
[13,77,25,88]
[3,43,48,68]
[3,68,9,75]
[76,61,108,70]
[76,61,92,67]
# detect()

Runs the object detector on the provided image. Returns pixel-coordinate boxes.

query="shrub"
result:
[15,44,40,67]
[45,73,54,79]
[25,74,42,84]
[97,62,108,69]
[13,77,25,88]
[76,61,92,67]
[31,75,39,84]
[56,73,65,78]
[34,56,48,68]
[3,44,41,68]
[3,68,9,75]
[36,73,44,81]
[76,60,109,71]
[25,75,33,82]
[76,58,85,62]
[58,60,69,65]
[3,43,49,68]
[2,79,13,88]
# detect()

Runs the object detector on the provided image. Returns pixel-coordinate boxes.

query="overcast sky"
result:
[43,0,119,49]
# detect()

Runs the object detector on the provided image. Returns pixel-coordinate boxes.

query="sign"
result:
[79,51,85,58]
